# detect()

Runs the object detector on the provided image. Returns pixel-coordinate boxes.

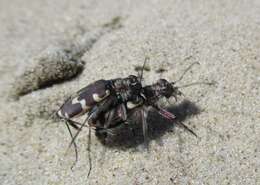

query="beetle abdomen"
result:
[58,80,112,119]
[58,99,87,118]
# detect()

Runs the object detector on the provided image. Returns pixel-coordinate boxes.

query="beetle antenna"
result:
[178,81,216,88]
[175,120,198,138]
[174,62,200,84]
[138,57,149,82]
[87,126,92,177]
[67,116,88,156]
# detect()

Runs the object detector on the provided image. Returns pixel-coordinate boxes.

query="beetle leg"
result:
[94,106,124,137]
[152,104,198,138]
[66,119,90,130]
[67,116,89,154]
[175,120,198,138]
[103,108,116,129]
[95,104,128,139]
[118,103,128,121]
[87,126,92,177]
[88,96,117,126]
[140,106,149,149]
[106,104,128,127]
[67,97,117,150]
[65,119,80,130]
[64,121,78,170]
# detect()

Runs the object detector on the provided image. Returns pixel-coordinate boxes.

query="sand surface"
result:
[0,0,259,184]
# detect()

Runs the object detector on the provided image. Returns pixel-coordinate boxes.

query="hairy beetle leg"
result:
[64,121,78,170]
[153,105,198,138]
[140,107,149,150]
[66,119,90,130]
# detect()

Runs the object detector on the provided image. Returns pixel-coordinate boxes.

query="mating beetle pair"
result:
[90,62,204,141]
[56,61,211,176]
[56,74,144,175]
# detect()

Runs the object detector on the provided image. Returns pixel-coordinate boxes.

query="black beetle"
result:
[56,74,143,174]
[95,62,215,146]
[56,75,142,125]
[95,78,199,145]
[96,62,214,139]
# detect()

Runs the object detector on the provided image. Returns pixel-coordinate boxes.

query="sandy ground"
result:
[0,0,259,185]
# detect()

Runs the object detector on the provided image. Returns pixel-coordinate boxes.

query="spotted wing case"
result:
[58,80,111,119]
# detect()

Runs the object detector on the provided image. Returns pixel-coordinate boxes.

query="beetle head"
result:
[125,75,142,92]
[155,79,183,101]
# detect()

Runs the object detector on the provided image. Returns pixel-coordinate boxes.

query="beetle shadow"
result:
[96,99,202,149]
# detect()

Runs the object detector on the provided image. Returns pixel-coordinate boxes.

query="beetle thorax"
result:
[111,76,142,102]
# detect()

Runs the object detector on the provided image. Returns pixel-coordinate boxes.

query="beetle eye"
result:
[128,75,138,83]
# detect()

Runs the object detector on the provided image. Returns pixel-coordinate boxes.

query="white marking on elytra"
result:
[93,90,110,102]
[126,101,141,109]
[72,97,90,110]
[72,97,79,104]
[65,113,69,119]
[80,99,88,110]
[58,110,63,117]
